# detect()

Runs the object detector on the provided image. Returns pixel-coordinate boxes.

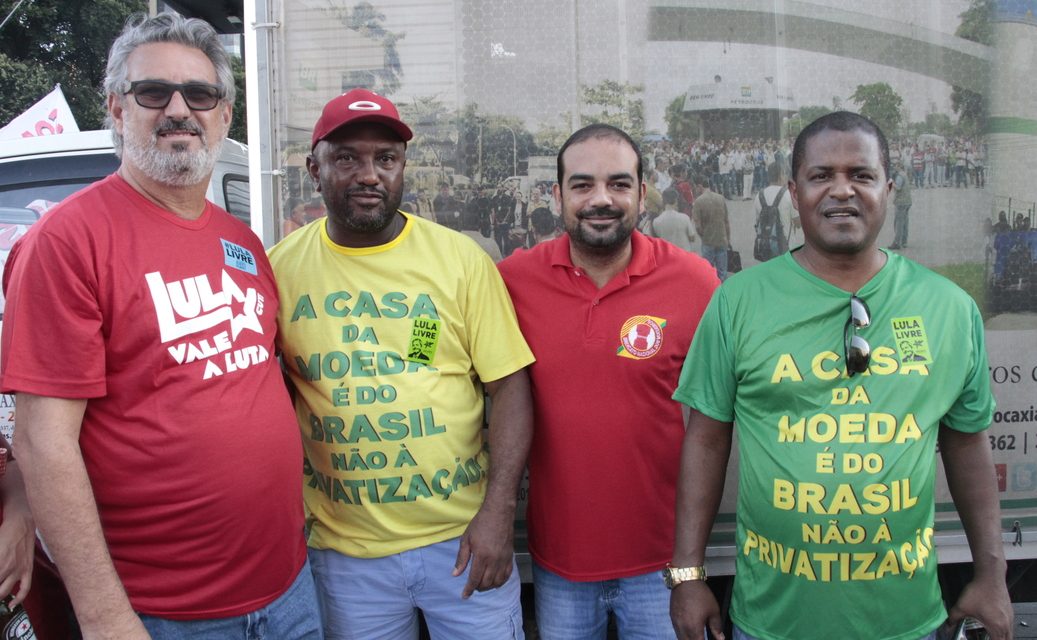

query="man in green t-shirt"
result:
[668,112,1012,640]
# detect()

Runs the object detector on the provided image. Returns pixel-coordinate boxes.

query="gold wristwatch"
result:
[662,564,707,589]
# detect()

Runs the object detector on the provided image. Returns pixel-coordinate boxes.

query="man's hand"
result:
[452,502,515,599]
[450,369,531,598]
[946,575,1013,640]
[670,581,724,640]
[0,504,33,606]
[0,441,34,608]
[939,426,1012,640]
[16,394,150,638]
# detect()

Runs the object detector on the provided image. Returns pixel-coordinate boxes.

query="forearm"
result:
[672,411,733,566]
[481,368,533,517]
[939,427,1007,578]
[17,395,145,637]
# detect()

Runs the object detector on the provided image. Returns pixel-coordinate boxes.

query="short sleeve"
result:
[672,287,736,422]
[463,249,534,383]
[941,300,994,433]
[1,225,107,398]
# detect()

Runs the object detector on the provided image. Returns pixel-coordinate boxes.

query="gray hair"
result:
[104,12,235,153]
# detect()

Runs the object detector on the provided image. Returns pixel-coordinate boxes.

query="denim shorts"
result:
[309,537,524,639]
[139,558,322,639]
[532,562,675,640]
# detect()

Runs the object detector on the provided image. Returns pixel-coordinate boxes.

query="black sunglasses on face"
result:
[844,295,871,376]
[124,80,224,111]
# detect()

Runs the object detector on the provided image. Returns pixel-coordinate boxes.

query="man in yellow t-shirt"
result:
[268,88,534,639]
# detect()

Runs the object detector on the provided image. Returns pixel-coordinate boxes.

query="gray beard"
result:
[123,134,223,188]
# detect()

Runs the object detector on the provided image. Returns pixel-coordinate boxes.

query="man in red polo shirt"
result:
[498,124,719,638]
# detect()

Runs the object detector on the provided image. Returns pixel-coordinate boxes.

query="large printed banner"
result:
[966,329,1037,510]
[0,85,79,140]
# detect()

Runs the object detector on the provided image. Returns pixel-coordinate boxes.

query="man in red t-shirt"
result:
[670,164,696,215]
[498,124,719,638]
[0,14,318,638]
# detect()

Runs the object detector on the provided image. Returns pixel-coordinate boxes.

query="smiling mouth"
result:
[581,217,620,229]
[823,208,859,219]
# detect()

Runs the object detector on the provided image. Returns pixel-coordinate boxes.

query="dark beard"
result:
[329,187,403,234]
[565,206,634,252]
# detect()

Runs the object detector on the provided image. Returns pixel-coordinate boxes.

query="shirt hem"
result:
[131,549,307,621]
[308,524,468,559]
[731,608,946,640]
[530,549,670,582]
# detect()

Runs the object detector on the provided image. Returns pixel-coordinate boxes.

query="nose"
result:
[829,173,854,200]
[163,89,192,119]
[586,183,613,208]
[356,157,380,185]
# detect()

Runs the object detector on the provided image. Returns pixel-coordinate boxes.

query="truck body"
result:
[240,0,1037,581]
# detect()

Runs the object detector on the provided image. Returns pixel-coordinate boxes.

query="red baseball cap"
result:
[311,88,413,149]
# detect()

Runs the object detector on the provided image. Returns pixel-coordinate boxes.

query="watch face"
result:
[662,569,676,589]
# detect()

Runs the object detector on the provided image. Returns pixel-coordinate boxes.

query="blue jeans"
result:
[309,537,524,640]
[533,563,675,640]
[139,559,322,639]
[733,624,938,640]
[700,244,728,281]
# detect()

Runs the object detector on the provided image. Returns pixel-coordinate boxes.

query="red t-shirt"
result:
[675,179,695,214]
[1,175,306,619]
[499,232,719,580]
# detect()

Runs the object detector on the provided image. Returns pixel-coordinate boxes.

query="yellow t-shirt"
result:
[268,213,534,558]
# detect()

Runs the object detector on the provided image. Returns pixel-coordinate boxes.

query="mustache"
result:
[154,119,206,148]
[155,119,204,136]
[578,206,623,219]
[346,187,387,199]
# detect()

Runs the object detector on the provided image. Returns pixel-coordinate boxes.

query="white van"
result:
[0,130,250,441]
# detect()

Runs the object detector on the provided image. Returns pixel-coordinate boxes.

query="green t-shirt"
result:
[673,250,993,640]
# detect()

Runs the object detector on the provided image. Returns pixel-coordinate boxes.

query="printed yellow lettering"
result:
[812,351,842,380]
[771,354,804,382]
[807,413,837,442]
[778,415,805,442]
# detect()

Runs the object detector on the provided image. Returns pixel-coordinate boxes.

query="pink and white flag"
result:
[0,84,80,140]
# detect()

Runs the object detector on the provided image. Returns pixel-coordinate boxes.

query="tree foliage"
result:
[533,122,572,156]
[580,80,645,139]
[950,0,994,133]
[0,0,146,129]
[325,1,405,96]
[664,95,698,144]
[850,83,903,136]
[455,104,536,184]
[922,112,955,137]
[229,55,247,143]
[956,0,995,45]
[0,53,52,126]
[398,95,457,174]
[783,105,833,138]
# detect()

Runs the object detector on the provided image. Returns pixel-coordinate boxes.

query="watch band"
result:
[663,564,707,588]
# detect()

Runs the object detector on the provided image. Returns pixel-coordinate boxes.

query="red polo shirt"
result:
[499,232,719,580]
